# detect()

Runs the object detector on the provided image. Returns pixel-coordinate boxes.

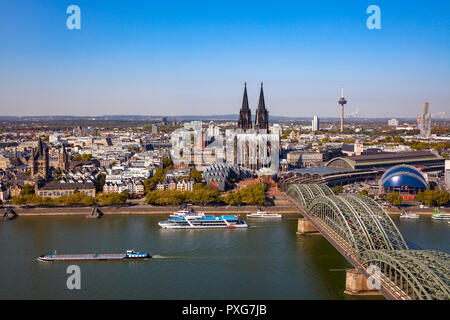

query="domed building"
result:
[379,165,428,195]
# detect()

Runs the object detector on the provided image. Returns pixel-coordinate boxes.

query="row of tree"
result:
[11,191,128,207]
[145,183,267,206]
[145,184,220,205]
[415,190,450,207]
[224,183,267,205]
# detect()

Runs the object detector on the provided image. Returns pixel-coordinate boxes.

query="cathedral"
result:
[238,82,269,131]
[233,83,278,172]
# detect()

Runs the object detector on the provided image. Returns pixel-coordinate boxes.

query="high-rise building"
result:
[388,118,399,126]
[312,115,319,131]
[151,124,159,135]
[420,102,431,138]
[237,82,252,131]
[254,83,269,131]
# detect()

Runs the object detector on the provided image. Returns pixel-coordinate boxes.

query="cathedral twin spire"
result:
[238,82,269,131]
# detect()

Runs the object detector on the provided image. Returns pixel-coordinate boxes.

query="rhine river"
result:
[0,213,448,299]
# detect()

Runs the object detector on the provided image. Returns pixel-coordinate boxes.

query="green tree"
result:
[415,192,424,203]
[332,185,343,195]
[224,184,266,206]
[419,189,450,207]
[359,189,369,197]
[96,192,128,206]
[95,173,106,193]
[162,157,173,169]
[386,192,403,207]
[20,184,35,196]
[224,191,242,205]
[144,167,166,193]
[81,153,92,161]
[189,169,203,183]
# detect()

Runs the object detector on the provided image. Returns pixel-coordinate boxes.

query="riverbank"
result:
[7,204,448,217]
[8,204,299,216]
[385,207,449,215]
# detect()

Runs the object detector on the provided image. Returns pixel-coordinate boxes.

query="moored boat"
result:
[399,212,420,219]
[247,209,282,218]
[431,208,450,220]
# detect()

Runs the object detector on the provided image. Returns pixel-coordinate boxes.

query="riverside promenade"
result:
[4,195,447,217]
[11,204,299,216]
[9,204,447,217]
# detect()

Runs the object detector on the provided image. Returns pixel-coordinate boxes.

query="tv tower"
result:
[338,86,347,132]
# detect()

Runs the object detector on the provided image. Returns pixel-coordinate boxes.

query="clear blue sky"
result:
[0,0,449,118]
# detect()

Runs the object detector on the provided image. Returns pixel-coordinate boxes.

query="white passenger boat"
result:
[159,209,248,229]
[247,210,282,218]
[431,213,450,220]
[431,208,450,220]
[399,212,420,219]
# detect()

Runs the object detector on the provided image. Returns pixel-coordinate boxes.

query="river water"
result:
[0,214,448,299]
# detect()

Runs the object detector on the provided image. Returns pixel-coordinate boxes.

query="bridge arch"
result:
[286,184,333,208]
[306,194,408,258]
[361,250,450,300]
[285,183,448,300]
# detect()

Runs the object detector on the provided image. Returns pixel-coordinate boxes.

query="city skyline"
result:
[0,1,449,117]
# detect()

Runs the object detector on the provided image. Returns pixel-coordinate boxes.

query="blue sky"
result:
[0,0,449,118]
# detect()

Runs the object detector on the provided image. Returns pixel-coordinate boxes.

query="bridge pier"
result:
[344,269,382,296]
[296,218,320,235]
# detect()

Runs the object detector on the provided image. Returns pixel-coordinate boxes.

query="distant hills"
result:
[0,114,440,121]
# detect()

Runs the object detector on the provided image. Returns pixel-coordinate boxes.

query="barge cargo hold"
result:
[37,250,151,262]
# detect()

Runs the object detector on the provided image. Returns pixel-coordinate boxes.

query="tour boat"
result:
[159,210,248,229]
[247,210,282,218]
[170,208,205,219]
[37,249,151,262]
[399,212,420,219]
[431,208,450,220]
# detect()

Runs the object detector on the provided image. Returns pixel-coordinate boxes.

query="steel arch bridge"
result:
[286,183,450,300]
[361,250,449,300]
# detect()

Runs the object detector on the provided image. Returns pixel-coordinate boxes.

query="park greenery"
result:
[332,185,343,195]
[415,190,450,207]
[11,189,128,207]
[358,189,369,197]
[224,183,267,206]
[72,153,93,161]
[145,183,267,206]
[385,192,403,207]
[146,184,220,206]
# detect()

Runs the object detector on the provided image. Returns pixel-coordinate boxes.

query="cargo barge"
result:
[37,249,151,262]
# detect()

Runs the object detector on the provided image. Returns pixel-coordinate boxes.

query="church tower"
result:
[31,138,49,180]
[254,82,269,130]
[58,145,69,171]
[237,82,252,131]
